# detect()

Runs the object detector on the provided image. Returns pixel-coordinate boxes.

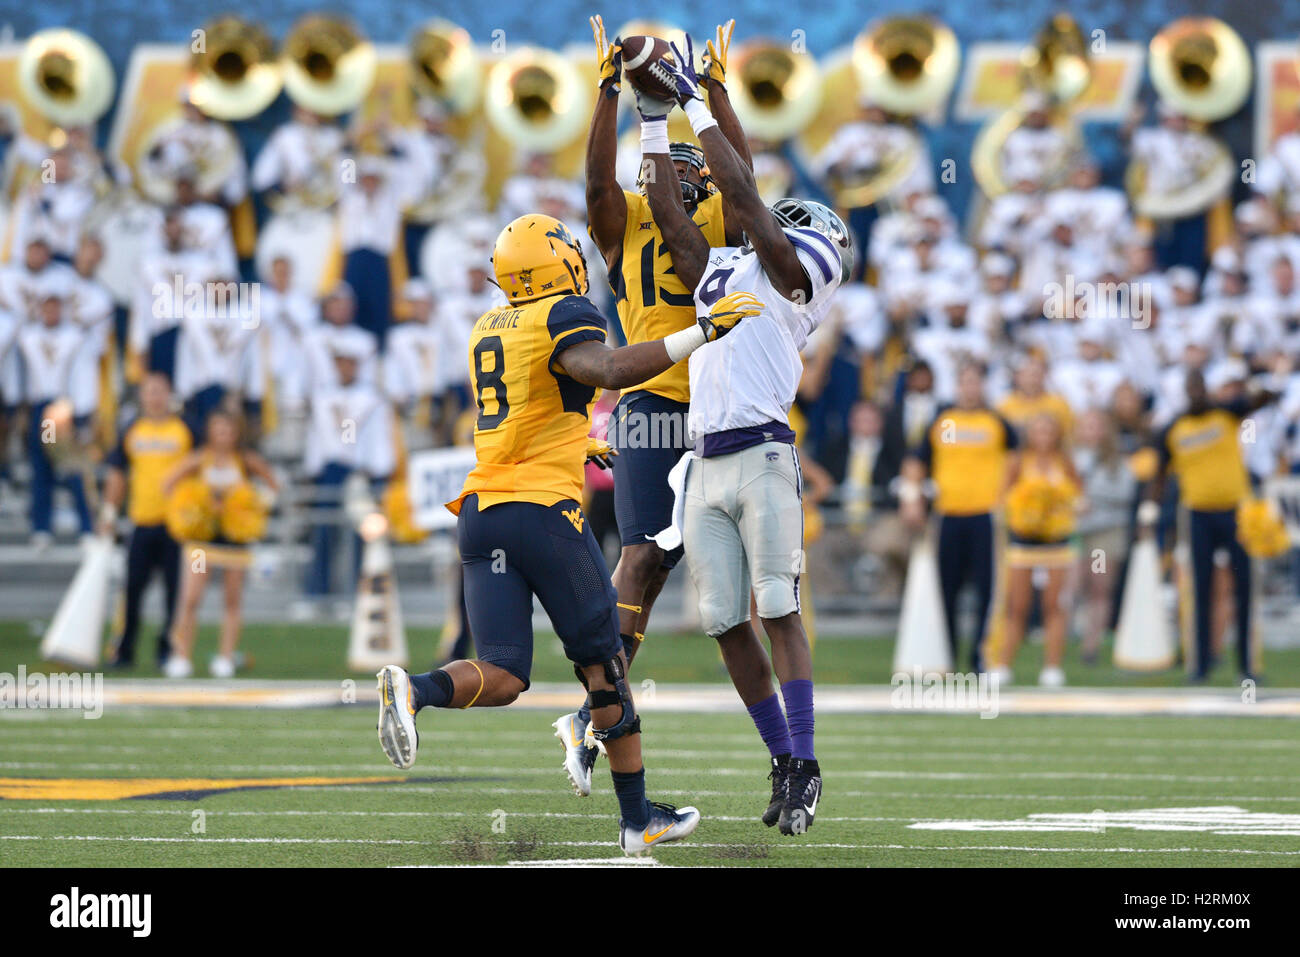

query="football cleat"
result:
[778,758,821,836]
[762,754,791,827]
[619,802,700,855]
[376,665,419,770]
[553,711,600,797]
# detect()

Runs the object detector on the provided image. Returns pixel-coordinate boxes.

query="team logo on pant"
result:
[562,507,585,533]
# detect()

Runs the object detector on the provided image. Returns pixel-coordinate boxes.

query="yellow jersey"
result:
[449,294,607,515]
[610,189,725,403]
[918,406,1019,516]
[1159,403,1250,511]
[106,415,193,525]
[997,390,1074,440]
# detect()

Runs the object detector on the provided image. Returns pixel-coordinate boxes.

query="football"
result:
[621,35,677,102]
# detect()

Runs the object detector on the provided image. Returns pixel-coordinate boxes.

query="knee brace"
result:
[581,655,641,742]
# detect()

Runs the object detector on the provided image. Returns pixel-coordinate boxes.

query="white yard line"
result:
[3,834,1298,856]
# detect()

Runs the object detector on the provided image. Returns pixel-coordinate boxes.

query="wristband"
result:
[683,98,717,135]
[640,117,669,155]
[664,324,707,363]
[897,480,923,506]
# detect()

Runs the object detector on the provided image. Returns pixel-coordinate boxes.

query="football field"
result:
[4,697,1300,867]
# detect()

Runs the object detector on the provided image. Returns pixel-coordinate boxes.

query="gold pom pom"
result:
[219,482,269,544]
[166,479,218,542]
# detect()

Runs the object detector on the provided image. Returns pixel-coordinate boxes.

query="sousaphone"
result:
[1126,17,1249,220]
[17,29,115,128]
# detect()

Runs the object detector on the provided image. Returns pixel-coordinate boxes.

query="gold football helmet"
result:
[491,214,588,304]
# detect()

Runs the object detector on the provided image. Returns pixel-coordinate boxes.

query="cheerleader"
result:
[161,410,278,678]
[993,412,1083,687]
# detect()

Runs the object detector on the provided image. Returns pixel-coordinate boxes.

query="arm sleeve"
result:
[546,295,608,370]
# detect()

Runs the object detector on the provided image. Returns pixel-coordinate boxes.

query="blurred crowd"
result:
[3,82,1300,642]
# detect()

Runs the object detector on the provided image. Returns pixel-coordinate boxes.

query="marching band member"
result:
[140,91,248,208]
[162,409,278,678]
[131,209,221,383]
[993,412,1083,686]
[173,273,264,434]
[101,372,193,669]
[1123,102,1223,271]
[17,289,100,547]
[302,346,395,600]
[299,282,379,399]
[249,105,345,204]
[258,255,319,415]
[997,91,1071,189]
[337,154,420,348]
[8,147,100,264]
[384,278,443,440]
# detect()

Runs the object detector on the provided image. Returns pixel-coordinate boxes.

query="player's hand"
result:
[662,36,705,106]
[634,87,674,121]
[900,498,928,530]
[591,16,622,93]
[702,20,735,89]
[585,437,618,470]
[698,291,762,342]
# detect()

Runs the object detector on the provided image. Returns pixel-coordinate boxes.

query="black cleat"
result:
[762,754,790,827]
[778,758,821,836]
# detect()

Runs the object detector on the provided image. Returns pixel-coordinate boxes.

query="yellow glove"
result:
[699,290,763,342]
[702,19,735,88]
[590,15,622,92]
[585,437,618,470]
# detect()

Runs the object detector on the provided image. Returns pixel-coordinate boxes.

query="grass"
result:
[3,620,1297,867]
[2,707,1298,867]
[4,619,1298,688]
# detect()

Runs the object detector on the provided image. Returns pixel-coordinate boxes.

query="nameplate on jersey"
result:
[408,447,478,530]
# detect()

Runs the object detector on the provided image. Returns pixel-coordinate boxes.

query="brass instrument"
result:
[188,16,282,121]
[971,14,1091,200]
[853,16,960,117]
[1148,17,1251,123]
[17,29,115,128]
[806,16,958,209]
[281,14,377,116]
[409,19,481,114]
[484,47,590,154]
[1126,17,1249,220]
[729,40,822,143]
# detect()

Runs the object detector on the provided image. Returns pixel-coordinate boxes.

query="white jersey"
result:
[687,227,842,442]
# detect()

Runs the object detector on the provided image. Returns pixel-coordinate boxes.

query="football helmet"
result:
[492,213,589,304]
[769,197,855,284]
[638,141,717,207]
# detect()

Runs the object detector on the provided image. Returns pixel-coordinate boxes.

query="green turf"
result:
[4,619,1297,687]
[2,707,1298,867]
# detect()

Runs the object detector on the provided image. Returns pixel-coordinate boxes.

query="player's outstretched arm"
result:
[661,39,811,302]
[640,120,710,292]
[701,18,754,247]
[554,291,762,389]
[702,20,753,171]
[585,16,627,266]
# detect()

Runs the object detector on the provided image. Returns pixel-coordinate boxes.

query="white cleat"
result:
[619,802,701,856]
[376,666,419,770]
[1038,666,1066,688]
[987,666,1013,687]
[209,655,235,679]
[552,712,598,797]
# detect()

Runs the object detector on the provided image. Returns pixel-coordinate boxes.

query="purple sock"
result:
[746,693,793,758]
[781,679,816,761]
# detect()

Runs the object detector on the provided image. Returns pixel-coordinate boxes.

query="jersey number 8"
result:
[474,336,509,430]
